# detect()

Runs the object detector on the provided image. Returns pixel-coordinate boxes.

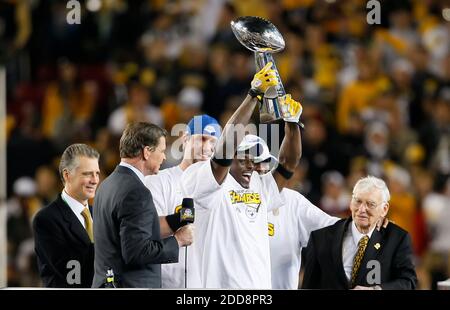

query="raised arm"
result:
[272,94,303,191]
[211,62,278,184]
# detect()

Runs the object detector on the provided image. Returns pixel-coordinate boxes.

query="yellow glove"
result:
[250,62,279,96]
[280,94,303,123]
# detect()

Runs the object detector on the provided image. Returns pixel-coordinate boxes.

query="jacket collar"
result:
[118,162,145,184]
[56,194,92,246]
[332,218,352,289]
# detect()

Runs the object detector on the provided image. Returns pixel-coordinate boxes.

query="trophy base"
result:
[260,112,305,128]
[260,112,283,124]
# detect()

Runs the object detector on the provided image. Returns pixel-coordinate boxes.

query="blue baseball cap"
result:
[187,115,222,137]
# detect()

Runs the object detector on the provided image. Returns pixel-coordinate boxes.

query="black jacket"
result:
[92,165,179,288]
[33,195,94,287]
[302,218,417,290]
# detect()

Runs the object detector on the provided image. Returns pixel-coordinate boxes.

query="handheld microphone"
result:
[179,197,194,289]
[179,198,195,225]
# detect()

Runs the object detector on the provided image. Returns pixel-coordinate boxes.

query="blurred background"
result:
[1,0,449,288]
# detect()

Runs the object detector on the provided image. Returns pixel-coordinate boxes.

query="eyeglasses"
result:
[351,195,383,210]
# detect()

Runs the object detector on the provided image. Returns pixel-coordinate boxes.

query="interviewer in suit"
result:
[302,175,417,290]
[33,143,100,287]
[92,122,193,288]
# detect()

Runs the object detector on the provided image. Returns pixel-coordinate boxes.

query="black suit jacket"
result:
[33,195,94,287]
[92,165,179,288]
[302,218,417,290]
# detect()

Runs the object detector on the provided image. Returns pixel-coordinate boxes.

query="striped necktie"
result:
[351,235,369,287]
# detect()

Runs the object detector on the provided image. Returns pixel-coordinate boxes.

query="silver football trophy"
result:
[231,16,286,123]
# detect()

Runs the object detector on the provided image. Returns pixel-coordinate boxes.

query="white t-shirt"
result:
[181,160,283,289]
[268,188,339,289]
[144,165,186,288]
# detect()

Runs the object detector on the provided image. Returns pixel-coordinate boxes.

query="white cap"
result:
[237,134,277,163]
[13,177,37,197]
[178,86,203,108]
[322,170,345,186]
[387,165,411,188]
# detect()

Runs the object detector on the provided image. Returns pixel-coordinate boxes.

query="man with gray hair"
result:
[302,175,417,289]
[33,143,100,287]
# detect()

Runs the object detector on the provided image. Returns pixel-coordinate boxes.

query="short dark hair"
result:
[59,144,100,184]
[119,122,167,158]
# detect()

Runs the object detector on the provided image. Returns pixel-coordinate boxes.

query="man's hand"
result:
[280,94,303,123]
[250,62,278,95]
[174,224,194,247]
[376,216,391,231]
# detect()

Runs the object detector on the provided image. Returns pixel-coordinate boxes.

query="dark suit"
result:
[33,194,94,287]
[92,165,179,288]
[302,218,417,289]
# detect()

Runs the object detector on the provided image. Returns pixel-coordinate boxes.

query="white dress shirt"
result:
[342,221,376,281]
[119,161,145,184]
[61,190,90,229]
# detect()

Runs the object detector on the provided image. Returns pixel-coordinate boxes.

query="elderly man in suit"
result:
[302,175,417,290]
[33,143,100,287]
[92,122,194,288]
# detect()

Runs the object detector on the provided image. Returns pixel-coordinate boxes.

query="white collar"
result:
[119,161,145,184]
[61,190,87,214]
[351,221,375,247]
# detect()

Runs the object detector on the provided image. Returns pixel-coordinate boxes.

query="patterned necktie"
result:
[81,207,94,243]
[351,235,369,287]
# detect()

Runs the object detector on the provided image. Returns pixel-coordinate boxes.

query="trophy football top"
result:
[230,16,285,53]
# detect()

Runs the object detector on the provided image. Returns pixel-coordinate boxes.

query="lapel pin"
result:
[374,243,381,250]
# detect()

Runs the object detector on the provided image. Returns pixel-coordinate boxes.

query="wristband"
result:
[212,156,233,167]
[248,88,261,98]
[275,163,294,180]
